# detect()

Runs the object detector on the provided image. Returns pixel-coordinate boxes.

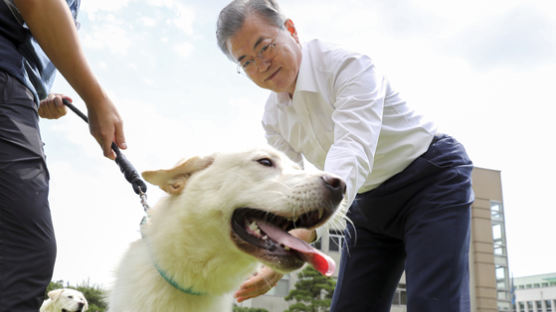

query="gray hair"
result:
[216,0,286,61]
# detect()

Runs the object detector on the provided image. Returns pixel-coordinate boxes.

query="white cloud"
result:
[81,23,132,56]
[80,0,132,20]
[173,42,194,58]
[139,16,157,27]
[172,3,196,36]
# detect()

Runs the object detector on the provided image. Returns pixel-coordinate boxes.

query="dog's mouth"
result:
[231,208,335,276]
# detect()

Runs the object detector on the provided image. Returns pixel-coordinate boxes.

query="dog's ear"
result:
[142,156,214,195]
[47,288,64,300]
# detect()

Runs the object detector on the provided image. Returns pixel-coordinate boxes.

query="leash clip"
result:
[138,189,150,214]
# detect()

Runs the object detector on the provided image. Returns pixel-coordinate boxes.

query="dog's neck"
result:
[141,216,257,297]
[141,219,206,296]
[153,259,206,296]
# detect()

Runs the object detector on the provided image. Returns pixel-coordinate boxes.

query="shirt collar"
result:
[275,41,319,105]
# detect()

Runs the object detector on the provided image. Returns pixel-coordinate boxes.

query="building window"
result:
[545,300,552,312]
[518,302,525,312]
[496,266,507,282]
[328,229,344,252]
[266,274,290,297]
[491,202,503,220]
[313,237,321,250]
[527,301,533,312]
[490,201,511,310]
[536,300,542,312]
[391,283,407,306]
[492,223,503,240]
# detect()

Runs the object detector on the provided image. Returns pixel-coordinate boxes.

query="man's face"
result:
[226,13,302,95]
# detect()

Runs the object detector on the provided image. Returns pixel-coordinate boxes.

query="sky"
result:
[40,0,556,287]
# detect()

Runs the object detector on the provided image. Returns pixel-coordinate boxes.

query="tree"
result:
[284,266,336,312]
[233,305,269,312]
[45,280,108,312]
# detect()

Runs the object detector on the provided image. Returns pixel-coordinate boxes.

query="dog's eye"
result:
[68,296,73,299]
[256,158,274,167]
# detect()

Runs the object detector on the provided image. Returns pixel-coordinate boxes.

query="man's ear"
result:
[142,156,214,195]
[284,18,299,43]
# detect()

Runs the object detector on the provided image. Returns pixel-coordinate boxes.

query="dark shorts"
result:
[0,71,56,311]
[330,134,474,312]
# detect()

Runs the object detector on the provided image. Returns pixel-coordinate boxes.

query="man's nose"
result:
[255,55,271,72]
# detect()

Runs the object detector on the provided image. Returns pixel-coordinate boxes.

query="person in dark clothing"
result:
[0,0,127,310]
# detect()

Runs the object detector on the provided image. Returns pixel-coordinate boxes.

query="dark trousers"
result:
[330,134,474,312]
[0,72,56,311]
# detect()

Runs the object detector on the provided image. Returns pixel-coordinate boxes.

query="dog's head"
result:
[142,146,345,275]
[41,288,88,312]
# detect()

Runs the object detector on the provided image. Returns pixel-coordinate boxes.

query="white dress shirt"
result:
[262,39,437,208]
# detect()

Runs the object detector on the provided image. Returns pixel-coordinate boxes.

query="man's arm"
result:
[14,0,126,159]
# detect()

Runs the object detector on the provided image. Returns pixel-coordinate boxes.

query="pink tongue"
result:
[257,221,336,277]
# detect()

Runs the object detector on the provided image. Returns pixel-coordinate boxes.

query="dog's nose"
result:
[321,175,346,202]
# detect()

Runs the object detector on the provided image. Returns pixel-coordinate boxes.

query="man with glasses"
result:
[217,1,474,311]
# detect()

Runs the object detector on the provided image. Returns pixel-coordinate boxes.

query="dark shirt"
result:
[0,0,80,103]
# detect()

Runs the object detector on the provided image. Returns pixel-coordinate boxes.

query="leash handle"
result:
[62,98,147,195]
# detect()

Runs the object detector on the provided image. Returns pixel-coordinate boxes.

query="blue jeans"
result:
[330,134,474,312]
[0,72,56,311]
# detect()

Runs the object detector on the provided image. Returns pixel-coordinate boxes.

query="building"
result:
[239,167,509,312]
[470,167,512,312]
[513,273,556,312]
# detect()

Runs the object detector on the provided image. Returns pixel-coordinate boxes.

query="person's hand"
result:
[38,93,68,119]
[233,228,315,302]
[234,265,283,302]
[86,96,126,160]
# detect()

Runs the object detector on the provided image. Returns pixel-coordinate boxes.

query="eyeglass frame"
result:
[235,35,278,75]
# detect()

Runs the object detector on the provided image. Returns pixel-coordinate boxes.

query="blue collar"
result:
[141,218,206,296]
[153,262,205,296]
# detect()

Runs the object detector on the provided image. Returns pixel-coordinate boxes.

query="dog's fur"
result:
[107,147,345,312]
[40,288,88,312]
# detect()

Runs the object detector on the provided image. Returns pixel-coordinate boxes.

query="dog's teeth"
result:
[262,235,268,240]
[248,221,263,237]
[318,209,324,219]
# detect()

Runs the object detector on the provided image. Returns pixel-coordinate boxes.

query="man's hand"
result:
[233,228,316,302]
[38,93,68,119]
[234,265,283,302]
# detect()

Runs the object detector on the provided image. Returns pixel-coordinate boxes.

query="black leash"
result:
[62,99,150,212]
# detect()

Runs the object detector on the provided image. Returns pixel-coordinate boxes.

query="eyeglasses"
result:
[236,37,277,75]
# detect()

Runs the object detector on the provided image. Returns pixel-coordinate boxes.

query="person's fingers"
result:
[53,95,67,117]
[114,119,127,150]
[102,138,116,160]
[93,128,116,160]
[39,94,68,119]
[234,267,282,302]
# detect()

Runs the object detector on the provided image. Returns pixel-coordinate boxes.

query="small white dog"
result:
[107,147,345,312]
[40,288,88,312]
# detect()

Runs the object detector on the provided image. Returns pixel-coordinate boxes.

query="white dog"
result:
[40,288,88,312]
[107,147,345,312]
